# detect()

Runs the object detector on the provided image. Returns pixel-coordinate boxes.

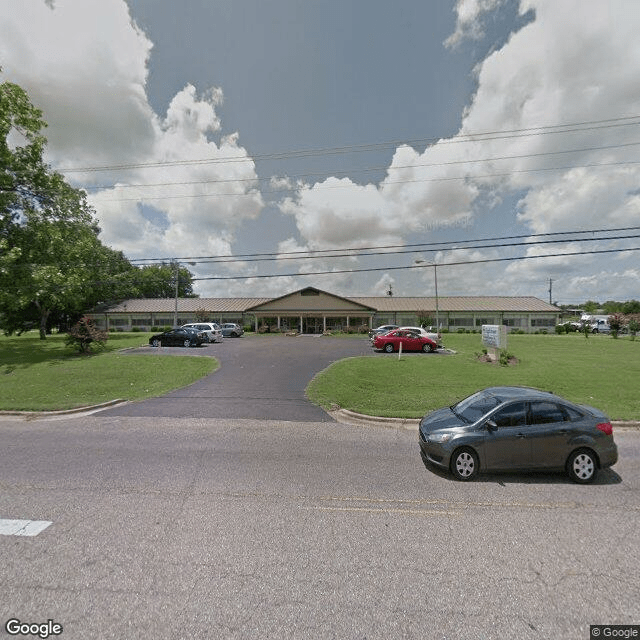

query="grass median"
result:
[307,332,640,421]
[0,332,218,411]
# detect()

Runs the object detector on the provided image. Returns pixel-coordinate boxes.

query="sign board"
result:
[482,325,507,350]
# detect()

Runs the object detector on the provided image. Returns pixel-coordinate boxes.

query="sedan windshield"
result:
[452,390,502,423]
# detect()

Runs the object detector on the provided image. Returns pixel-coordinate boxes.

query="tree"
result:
[582,300,600,313]
[0,77,138,338]
[130,263,196,299]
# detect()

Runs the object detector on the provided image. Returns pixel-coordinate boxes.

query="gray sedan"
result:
[419,386,618,483]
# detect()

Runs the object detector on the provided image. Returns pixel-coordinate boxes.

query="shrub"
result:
[609,313,624,339]
[66,317,108,354]
[555,324,566,334]
[499,350,516,366]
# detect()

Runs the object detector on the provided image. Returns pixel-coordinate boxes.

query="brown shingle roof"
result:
[350,296,559,312]
[95,298,271,313]
[93,295,558,314]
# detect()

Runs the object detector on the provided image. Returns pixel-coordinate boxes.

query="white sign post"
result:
[482,325,507,361]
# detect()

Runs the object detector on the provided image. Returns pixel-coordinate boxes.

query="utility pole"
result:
[549,278,553,305]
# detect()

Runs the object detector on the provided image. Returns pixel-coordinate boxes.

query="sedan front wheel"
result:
[451,447,479,481]
[151,339,161,347]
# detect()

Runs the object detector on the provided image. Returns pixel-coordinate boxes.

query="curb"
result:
[0,399,128,419]
[330,409,420,430]
[331,409,640,431]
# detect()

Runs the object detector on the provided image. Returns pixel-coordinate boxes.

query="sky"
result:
[1,0,640,305]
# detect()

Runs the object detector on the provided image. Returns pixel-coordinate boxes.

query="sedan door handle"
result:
[517,433,526,439]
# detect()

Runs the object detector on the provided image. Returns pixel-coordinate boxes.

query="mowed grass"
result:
[307,333,640,421]
[0,332,218,411]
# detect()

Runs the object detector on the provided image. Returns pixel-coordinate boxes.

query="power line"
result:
[190,246,640,281]
[79,139,640,193]
[87,156,640,203]
[129,226,640,265]
[60,114,640,174]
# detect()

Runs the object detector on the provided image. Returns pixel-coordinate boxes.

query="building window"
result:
[531,317,555,327]
[475,317,496,326]
[450,317,473,327]
[503,317,526,327]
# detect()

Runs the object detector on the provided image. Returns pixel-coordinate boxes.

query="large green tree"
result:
[130,262,196,299]
[0,78,138,338]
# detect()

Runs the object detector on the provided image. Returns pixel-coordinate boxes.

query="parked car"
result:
[418,386,618,483]
[368,324,399,339]
[221,323,244,337]
[373,329,438,353]
[182,322,223,343]
[149,327,206,348]
[397,326,442,345]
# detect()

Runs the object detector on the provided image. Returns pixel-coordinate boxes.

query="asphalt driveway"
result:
[100,335,376,421]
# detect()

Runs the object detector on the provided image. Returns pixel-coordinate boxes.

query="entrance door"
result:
[302,317,322,334]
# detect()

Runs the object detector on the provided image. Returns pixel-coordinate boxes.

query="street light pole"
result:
[173,260,196,327]
[414,258,440,330]
[433,263,439,330]
[173,260,179,327]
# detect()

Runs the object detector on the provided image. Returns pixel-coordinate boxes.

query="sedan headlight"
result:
[428,433,453,443]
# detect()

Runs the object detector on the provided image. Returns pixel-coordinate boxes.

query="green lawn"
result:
[307,333,640,421]
[0,332,218,411]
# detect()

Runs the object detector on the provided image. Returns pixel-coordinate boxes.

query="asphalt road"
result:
[0,414,638,640]
[1,337,638,639]
[101,335,386,421]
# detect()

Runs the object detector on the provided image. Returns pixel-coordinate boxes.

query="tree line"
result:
[1,76,195,339]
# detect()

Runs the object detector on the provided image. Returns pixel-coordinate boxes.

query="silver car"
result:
[221,323,244,337]
[182,322,223,343]
[419,386,618,483]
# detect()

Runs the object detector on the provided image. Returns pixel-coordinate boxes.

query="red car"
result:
[373,329,438,353]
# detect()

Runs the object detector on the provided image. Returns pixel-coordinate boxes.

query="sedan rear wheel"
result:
[451,447,479,481]
[567,448,597,484]
[151,339,161,347]
[183,339,192,347]
[384,343,394,353]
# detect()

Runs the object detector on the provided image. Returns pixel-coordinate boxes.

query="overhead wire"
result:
[129,226,640,265]
[60,114,640,174]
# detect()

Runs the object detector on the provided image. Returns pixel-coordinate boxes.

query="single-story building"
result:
[87,286,561,333]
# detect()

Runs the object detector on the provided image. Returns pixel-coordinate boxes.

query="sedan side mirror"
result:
[485,420,498,432]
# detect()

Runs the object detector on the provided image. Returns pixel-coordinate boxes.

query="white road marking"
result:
[0,518,52,536]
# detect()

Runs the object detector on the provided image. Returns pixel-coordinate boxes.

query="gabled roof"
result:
[247,286,377,313]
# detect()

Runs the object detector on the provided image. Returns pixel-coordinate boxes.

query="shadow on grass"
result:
[419,451,622,485]
[0,332,144,372]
